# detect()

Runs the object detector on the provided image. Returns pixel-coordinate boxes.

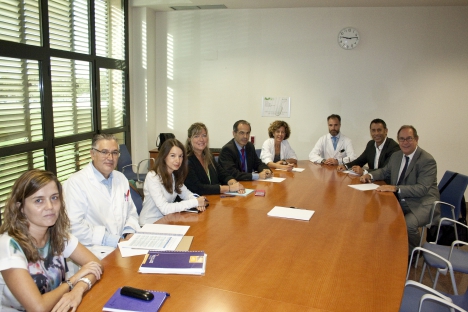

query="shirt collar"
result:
[375,137,387,151]
[234,140,245,151]
[90,161,114,182]
[404,146,418,162]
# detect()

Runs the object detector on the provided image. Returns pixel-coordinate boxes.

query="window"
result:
[0,0,130,221]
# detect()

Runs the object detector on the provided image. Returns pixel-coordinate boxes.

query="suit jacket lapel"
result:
[404,147,421,182]
[377,140,389,168]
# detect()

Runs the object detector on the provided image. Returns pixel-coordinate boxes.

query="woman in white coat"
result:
[139,139,208,225]
[260,120,298,171]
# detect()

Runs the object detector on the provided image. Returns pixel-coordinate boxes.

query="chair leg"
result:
[415,227,426,268]
[419,262,427,283]
[432,270,440,290]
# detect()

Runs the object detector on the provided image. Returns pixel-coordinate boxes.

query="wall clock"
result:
[338,27,360,50]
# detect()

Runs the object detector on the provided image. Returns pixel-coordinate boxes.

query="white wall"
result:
[129,6,468,183]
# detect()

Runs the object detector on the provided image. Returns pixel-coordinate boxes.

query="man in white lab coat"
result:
[309,114,356,165]
[63,134,140,259]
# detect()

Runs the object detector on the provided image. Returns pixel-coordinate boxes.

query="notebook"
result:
[103,288,169,312]
[139,250,206,275]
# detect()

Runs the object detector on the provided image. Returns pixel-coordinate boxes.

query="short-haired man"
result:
[337,118,400,177]
[309,114,356,165]
[360,125,440,255]
[64,134,140,258]
[218,120,272,181]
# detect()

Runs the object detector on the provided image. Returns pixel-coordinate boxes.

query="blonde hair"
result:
[185,122,215,171]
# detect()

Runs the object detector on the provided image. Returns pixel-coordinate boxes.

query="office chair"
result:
[117,144,154,185]
[129,181,143,215]
[255,149,261,158]
[414,170,468,266]
[419,218,468,292]
[400,280,468,312]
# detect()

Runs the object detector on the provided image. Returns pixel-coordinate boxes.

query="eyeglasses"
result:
[236,131,250,136]
[92,148,120,157]
[398,137,414,143]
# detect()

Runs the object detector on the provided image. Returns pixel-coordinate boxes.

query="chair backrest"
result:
[129,182,143,215]
[255,149,261,158]
[438,171,468,219]
[117,144,132,172]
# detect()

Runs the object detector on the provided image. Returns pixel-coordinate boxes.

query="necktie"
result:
[241,147,246,172]
[332,136,337,150]
[397,156,409,185]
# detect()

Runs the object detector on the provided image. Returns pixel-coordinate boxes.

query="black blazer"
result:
[185,154,234,195]
[347,138,400,171]
[218,139,269,181]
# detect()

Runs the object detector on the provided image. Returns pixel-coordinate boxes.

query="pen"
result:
[221,195,235,198]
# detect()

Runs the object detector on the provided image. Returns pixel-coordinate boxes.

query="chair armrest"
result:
[121,164,138,174]
[136,158,155,181]
[404,280,451,301]
[449,240,468,259]
[434,217,467,244]
[419,294,464,312]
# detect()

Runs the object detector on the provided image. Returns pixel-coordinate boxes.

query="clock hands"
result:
[341,36,358,39]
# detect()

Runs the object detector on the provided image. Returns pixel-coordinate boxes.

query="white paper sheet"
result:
[267,206,314,221]
[225,188,255,196]
[348,183,380,191]
[122,224,190,250]
[258,177,286,183]
[275,168,305,172]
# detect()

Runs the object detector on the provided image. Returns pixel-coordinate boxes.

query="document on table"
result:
[122,224,189,251]
[348,183,380,191]
[342,170,359,176]
[225,188,255,196]
[275,168,305,172]
[258,177,285,183]
[267,206,315,221]
[119,236,193,257]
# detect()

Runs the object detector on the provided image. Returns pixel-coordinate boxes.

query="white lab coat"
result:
[139,171,198,225]
[308,133,356,164]
[63,162,140,249]
[260,138,297,164]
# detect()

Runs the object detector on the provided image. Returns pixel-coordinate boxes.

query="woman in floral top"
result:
[0,170,103,311]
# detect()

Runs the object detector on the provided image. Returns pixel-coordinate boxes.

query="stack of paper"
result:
[267,206,314,221]
[123,224,189,251]
[139,250,207,275]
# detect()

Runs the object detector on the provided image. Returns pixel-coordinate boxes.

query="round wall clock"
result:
[338,27,360,50]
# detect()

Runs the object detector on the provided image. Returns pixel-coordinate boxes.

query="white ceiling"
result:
[131,0,468,12]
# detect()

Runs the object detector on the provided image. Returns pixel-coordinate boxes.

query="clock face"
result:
[338,28,360,50]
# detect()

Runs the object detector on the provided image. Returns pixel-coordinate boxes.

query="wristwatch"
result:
[321,159,325,164]
[394,186,399,193]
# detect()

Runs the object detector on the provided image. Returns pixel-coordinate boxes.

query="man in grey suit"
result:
[360,125,440,255]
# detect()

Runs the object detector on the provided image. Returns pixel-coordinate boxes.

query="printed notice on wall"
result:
[262,97,291,118]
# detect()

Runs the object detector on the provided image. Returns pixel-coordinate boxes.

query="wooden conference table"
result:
[78,160,407,311]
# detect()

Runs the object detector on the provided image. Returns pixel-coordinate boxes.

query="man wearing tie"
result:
[219,120,271,181]
[337,118,400,177]
[360,125,440,255]
[309,114,356,165]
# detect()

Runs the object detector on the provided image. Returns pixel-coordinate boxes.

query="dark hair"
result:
[327,114,341,123]
[233,120,251,132]
[397,125,418,139]
[151,138,188,194]
[370,118,387,129]
[186,122,215,170]
[0,169,70,262]
[268,120,291,140]
[92,133,119,149]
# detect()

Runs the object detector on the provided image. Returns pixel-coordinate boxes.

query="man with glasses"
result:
[219,120,271,181]
[360,125,440,255]
[63,134,140,259]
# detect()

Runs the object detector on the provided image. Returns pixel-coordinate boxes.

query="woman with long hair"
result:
[0,169,102,312]
[139,138,208,225]
[185,122,245,195]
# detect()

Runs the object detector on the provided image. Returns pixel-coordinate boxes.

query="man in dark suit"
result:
[360,125,440,254]
[337,118,400,178]
[219,120,272,181]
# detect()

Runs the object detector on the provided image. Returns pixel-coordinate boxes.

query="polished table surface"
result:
[78,161,408,311]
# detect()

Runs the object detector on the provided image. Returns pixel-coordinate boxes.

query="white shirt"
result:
[309,133,356,164]
[139,171,199,225]
[374,137,388,169]
[260,138,297,164]
[63,162,140,249]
